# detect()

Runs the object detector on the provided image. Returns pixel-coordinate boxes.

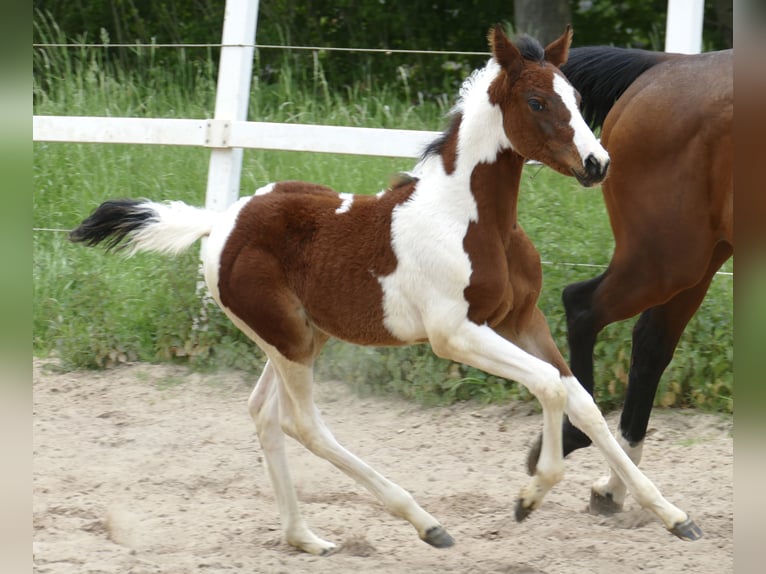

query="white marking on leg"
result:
[248,361,335,555]
[592,433,645,507]
[560,376,689,529]
[427,321,566,511]
[552,74,610,167]
[268,353,445,542]
[335,192,354,214]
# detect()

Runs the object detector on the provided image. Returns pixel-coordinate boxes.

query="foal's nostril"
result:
[584,154,609,179]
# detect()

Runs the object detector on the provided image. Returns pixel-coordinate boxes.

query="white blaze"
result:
[552,73,610,167]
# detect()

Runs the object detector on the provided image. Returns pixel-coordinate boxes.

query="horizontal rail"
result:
[33,115,440,159]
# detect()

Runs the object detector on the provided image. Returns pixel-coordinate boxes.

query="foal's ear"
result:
[489,24,523,80]
[544,25,573,68]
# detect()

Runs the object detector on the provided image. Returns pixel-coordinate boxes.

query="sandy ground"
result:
[33,359,733,573]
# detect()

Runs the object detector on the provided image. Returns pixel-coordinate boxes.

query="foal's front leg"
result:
[431,319,700,539]
[430,321,568,519]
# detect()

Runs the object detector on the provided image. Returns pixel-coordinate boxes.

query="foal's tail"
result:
[561,46,672,130]
[69,199,219,256]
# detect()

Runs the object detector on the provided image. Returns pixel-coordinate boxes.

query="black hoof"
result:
[423,525,455,548]
[526,436,542,476]
[589,490,623,516]
[514,498,534,522]
[319,546,339,557]
[669,517,703,541]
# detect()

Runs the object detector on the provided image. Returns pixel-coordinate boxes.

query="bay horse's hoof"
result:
[423,525,455,548]
[589,489,623,515]
[526,436,542,476]
[669,517,703,541]
[514,498,534,522]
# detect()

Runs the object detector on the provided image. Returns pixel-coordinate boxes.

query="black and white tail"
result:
[69,199,220,256]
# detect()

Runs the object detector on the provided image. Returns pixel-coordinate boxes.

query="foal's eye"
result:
[527,99,545,112]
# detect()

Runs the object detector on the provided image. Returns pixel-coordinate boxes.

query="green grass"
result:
[32,40,733,413]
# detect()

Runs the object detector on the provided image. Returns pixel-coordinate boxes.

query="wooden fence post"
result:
[204,0,260,212]
[665,0,704,54]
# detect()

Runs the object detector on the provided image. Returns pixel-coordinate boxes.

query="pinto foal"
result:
[70,26,699,554]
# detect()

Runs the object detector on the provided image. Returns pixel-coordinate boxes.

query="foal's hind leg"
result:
[248,360,336,555]
[265,348,454,551]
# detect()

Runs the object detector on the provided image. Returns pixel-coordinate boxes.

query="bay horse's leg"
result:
[265,348,454,551]
[546,241,724,468]
[431,319,699,539]
[590,242,732,514]
[559,273,606,453]
[248,360,336,555]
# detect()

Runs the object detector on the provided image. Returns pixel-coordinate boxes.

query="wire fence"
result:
[33,41,489,57]
[30,226,733,277]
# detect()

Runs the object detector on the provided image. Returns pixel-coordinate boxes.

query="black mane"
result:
[420,112,461,162]
[561,46,670,129]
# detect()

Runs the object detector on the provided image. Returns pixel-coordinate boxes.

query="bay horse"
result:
[70,26,700,555]
[527,46,733,515]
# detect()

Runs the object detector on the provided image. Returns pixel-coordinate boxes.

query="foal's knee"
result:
[560,376,606,433]
[539,379,567,411]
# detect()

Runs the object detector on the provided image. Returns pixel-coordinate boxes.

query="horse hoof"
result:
[423,525,455,548]
[319,545,339,557]
[526,436,542,476]
[669,517,703,541]
[514,498,534,522]
[589,490,623,516]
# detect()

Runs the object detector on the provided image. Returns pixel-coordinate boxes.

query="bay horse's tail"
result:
[561,46,672,130]
[69,199,217,256]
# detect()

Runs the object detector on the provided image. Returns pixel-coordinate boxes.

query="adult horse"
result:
[70,26,699,555]
[527,46,733,515]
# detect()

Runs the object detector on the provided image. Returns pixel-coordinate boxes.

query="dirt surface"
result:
[33,359,733,573]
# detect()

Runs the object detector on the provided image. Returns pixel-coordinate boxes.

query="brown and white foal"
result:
[70,26,700,554]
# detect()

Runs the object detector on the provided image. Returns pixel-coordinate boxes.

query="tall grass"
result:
[33,33,733,413]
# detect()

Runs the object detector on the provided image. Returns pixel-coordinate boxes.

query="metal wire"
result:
[33,42,489,57]
[31,228,732,276]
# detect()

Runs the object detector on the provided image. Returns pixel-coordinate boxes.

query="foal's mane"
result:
[420,34,546,163]
[561,46,669,129]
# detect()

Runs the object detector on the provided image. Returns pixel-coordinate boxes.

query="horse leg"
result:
[560,273,605,453]
[265,347,454,551]
[493,308,572,519]
[525,273,605,475]
[248,360,337,555]
[531,253,713,471]
[432,318,699,539]
[590,242,732,515]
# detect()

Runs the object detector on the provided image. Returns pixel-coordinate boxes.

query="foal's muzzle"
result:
[573,153,610,187]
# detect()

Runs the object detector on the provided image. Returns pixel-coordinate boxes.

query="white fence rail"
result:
[32,116,439,158]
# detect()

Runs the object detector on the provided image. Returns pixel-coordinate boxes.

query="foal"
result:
[70,26,699,554]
